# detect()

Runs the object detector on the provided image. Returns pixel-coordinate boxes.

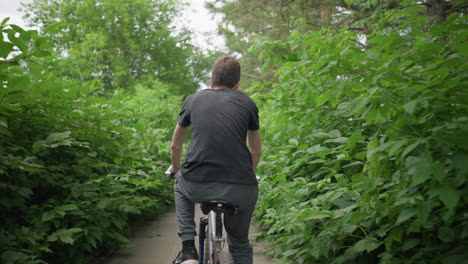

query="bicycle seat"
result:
[200,201,239,215]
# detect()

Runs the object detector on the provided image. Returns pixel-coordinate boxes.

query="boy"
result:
[170,56,261,264]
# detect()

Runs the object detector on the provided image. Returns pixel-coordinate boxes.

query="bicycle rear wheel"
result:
[203,237,210,264]
[204,232,233,264]
[217,251,234,264]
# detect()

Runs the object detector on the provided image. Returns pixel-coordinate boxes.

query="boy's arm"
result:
[247,130,262,172]
[171,124,189,173]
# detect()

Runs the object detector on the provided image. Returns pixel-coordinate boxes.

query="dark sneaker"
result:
[172,247,199,264]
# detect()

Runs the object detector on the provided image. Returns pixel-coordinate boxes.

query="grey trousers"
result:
[174,172,258,264]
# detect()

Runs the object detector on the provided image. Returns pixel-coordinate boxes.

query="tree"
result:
[206,0,467,89]
[205,0,346,89]
[22,0,206,94]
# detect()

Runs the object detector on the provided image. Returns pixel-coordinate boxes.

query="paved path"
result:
[104,206,274,264]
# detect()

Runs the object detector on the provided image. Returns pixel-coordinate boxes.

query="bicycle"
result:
[198,200,235,264]
[166,166,243,264]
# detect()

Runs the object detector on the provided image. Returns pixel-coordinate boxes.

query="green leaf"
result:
[38,246,53,254]
[59,204,78,211]
[289,138,299,146]
[342,224,357,233]
[403,100,418,114]
[428,184,460,209]
[9,24,25,34]
[354,151,366,160]
[348,238,381,254]
[33,140,47,152]
[9,35,28,53]
[350,96,370,114]
[42,211,55,222]
[416,202,431,224]
[48,228,82,245]
[432,162,446,182]
[46,131,72,143]
[0,41,14,58]
[8,76,30,90]
[400,0,417,5]
[17,187,32,198]
[453,40,468,57]
[388,140,408,156]
[396,208,417,224]
[315,92,331,107]
[384,227,403,250]
[438,227,455,242]
[32,49,52,57]
[329,130,342,138]
[351,173,366,183]
[453,152,468,175]
[68,227,83,233]
[441,254,467,264]
[29,62,42,76]
[402,239,419,251]
[406,156,432,185]
[325,137,348,143]
[87,236,98,249]
[97,198,111,209]
[59,235,74,245]
[283,249,299,257]
[1,17,10,27]
[307,144,328,154]
[400,141,420,159]
[347,133,364,144]
[453,0,468,9]
[0,251,30,263]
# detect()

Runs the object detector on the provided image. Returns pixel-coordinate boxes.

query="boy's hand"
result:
[165,165,177,178]
[171,165,180,173]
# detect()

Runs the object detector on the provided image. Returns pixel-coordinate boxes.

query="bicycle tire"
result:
[204,241,233,264]
[217,251,234,264]
[203,237,210,264]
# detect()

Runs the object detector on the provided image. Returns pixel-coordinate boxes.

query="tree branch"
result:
[447,0,468,11]
[243,71,263,80]
[251,25,283,34]
[349,39,368,49]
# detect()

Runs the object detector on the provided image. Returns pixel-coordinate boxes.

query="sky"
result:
[0,0,226,51]
[176,1,226,51]
[0,0,34,28]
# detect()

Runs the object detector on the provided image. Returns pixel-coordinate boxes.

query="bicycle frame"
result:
[200,208,225,264]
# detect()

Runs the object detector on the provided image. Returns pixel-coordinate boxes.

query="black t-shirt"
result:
[178,88,259,185]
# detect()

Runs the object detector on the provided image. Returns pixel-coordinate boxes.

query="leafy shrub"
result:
[253,5,467,264]
[0,20,178,263]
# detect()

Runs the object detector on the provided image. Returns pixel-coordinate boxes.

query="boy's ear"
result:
[210,80,214,88]
[233,81,240,90]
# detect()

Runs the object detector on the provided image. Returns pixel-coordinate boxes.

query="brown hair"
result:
[211,56,240,88]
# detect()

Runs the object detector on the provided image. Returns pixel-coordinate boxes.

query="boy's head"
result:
[210,56,240,89]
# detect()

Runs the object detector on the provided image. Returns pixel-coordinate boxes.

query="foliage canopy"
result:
[0,17,179,263]
[251,1,468,263]
[1,0,467,263]
[22,0,209,94]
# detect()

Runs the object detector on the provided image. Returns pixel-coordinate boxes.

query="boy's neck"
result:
[212,86,232,90]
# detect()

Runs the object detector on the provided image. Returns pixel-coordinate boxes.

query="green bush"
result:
[253,5,467,264]
[0,20,178,263]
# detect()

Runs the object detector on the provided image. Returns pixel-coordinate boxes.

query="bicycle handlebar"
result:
[165,165,176,179]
